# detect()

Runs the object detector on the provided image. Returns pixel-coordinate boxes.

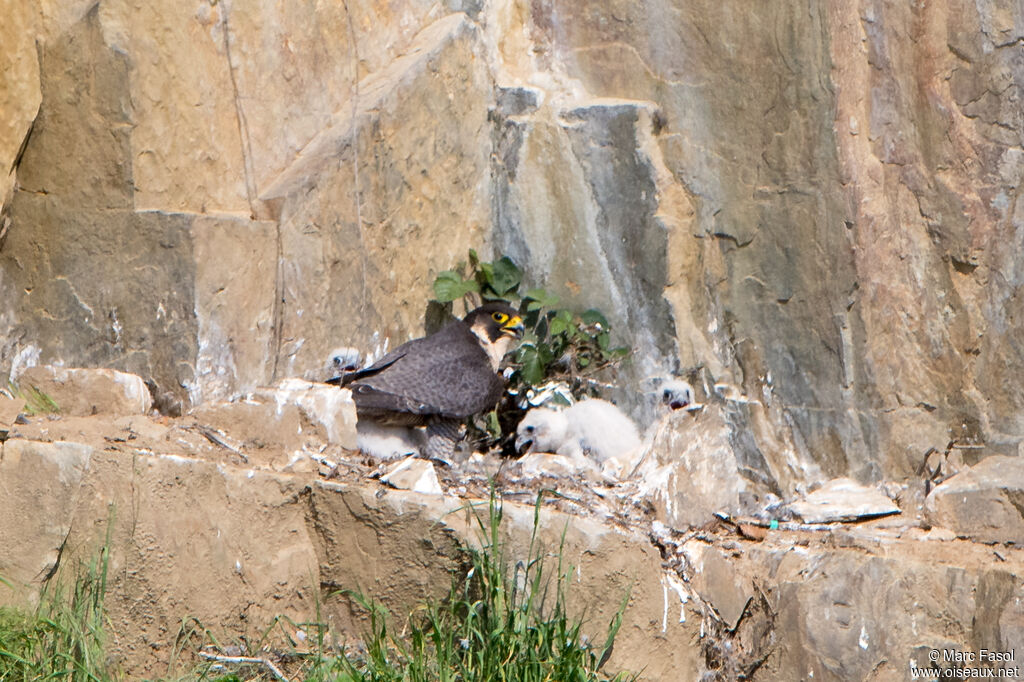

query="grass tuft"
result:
[195,490,637,681]
[6,379,60,416]
[0,522,113,681]
[0,494,635,681]
[321,490,637,682]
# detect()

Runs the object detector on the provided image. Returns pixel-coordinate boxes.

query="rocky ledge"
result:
[1,367,1023,680]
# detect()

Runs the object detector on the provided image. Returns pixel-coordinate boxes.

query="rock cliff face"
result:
[2,0,1023,491]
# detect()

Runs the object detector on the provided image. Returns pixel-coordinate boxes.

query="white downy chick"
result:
[515,399,643,479]
[355,421,422,460]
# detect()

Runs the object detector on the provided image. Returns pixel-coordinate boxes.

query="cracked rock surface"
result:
[1,1,1022,486]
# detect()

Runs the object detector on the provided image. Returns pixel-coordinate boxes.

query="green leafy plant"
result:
[432,250,629,452]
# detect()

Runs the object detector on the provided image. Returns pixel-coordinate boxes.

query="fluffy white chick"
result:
[515,399,643,476]
[355,422,422,460]
[660,379,695,410]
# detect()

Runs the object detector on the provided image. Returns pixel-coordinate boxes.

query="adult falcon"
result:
[339,302,524,460]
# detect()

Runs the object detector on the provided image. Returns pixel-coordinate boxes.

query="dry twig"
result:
[198,651,289,681]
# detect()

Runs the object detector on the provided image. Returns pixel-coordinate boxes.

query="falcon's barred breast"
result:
[340,302,524,459]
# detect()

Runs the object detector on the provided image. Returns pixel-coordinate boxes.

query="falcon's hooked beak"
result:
[502,315,525,339]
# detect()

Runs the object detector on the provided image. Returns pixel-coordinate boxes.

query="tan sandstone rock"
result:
[0,0,40,217]
[925,455,1024,545]
[0,440,92,592]
[17,366,151,417]
[261,13,494,380]
[193,379,358,458]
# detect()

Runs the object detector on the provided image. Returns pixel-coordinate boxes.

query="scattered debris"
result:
[514,452,600,480]
[0,395,26,441]
[194,425,249,464]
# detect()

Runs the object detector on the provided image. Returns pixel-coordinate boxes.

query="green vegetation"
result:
[432,250,629,451]
[0,528,111,681]
[175,492,636,681]
[325,493,634,682]
[6,379,60,416]
[0,488,632,681]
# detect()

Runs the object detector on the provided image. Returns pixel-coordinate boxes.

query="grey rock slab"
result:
[787,477,901,524]
[684,543,754,630]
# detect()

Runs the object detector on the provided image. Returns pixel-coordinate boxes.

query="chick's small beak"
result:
[514,434,532,455]
[504,315,525,339]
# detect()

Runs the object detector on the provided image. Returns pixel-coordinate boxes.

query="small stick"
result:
[195,425,249,464]
[198,651,289,681]
[715,512,896,533]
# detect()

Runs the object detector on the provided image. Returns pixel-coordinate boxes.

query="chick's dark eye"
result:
[525,425,535,433]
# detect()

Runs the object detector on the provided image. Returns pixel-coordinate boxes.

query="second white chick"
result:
[514,399,642,476]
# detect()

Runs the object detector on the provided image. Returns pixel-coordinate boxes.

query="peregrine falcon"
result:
[340,302,524,461]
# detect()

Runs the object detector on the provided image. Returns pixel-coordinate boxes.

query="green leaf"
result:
[486,410,501,439]
[580,309,609,328]
[548,310,574,337]
[517,346,546,385]
[519,329,539,346]
[597,331,610,350]
[433,270,479,302]
[487,256,523,296]
[524,288,559,311]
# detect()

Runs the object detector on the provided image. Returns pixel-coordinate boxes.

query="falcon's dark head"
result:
[464,302,524,369]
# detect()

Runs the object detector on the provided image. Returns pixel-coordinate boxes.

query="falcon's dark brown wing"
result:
[344,320,504,419]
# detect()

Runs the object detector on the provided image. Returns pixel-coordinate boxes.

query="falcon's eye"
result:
[491,312,508,323]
